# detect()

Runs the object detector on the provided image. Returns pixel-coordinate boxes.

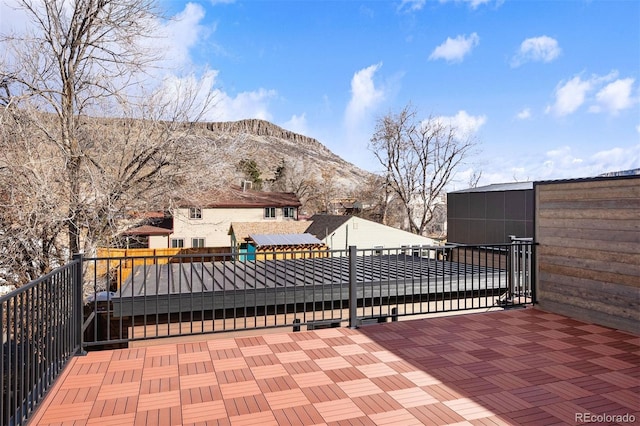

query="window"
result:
[283,207,296,219]
[264,207,276,219]
[171,238,184,248]
[189,207,202,219]
[192,238,205,248]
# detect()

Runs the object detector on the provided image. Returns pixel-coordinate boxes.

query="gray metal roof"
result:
[111,255,507,317]
[249,233,324,247]
[449,181,533,194]
[304,215,352,239]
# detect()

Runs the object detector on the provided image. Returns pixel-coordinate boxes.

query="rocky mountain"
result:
[191,119,375,190]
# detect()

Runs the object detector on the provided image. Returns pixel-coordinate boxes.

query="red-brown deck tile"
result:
[86,412,136,425]
[595,370,639,388]
[443,397,497,421]
[408,402,466,425]
[89,395,138,418]
[337,378,383,397]
[59,373,105,389]
[352,392,403,415]
[370,373,416,391]
[291,370,334,388]
[216,367,254,386]
[272,404,324,425]
[180,371,219,389]
[475,390,533,414]
[179,360,216,376]
[314,356,354,371]
[388,386,440,407]
[301,384,349,403]
[181,384,222,404]
[210,356,248,371]
[228,410,278,425]
[314,398,366,423]
[355,362,398,378]
[250,363,289,380]
[219,379,261,399]
[264,388,310,410]
[401,369,442,387]
[30,307,640,426]
[96,381,140,400]
[239,344,273,357]
[257,375,300,394]
[137,389,181,412]
[283,359,321,374]
[275,349,311,363]
[602,389,640,410]
[181,400,228,423]
[223,394,270,417]
[140,376,180,394]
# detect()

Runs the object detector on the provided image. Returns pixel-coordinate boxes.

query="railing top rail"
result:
[0,258,81,304]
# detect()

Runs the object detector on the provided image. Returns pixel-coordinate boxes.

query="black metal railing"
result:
[1,256,83,426]
[0,240,535,423]
[81,241,535,348]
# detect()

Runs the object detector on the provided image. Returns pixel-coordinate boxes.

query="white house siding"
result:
[148,235,169,249]
[323,217,436,251]
[171,207,297,248]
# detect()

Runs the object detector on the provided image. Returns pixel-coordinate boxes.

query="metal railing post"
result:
[348,246,358,329]
[72,253,86,355]
[508,236,516,304]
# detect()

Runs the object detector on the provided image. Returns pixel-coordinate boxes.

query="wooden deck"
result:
[30,307,639,425]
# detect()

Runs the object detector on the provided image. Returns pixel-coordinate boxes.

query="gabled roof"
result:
[229,221,311,242]
[178,186,301,208]
[249,233,324,247]
[122,225,173,236]
[304,214,352,239]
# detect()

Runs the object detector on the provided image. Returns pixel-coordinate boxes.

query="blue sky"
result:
[2,0,639,186]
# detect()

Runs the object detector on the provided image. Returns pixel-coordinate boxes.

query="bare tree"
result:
[370,104,477,235]
[2,0,168,255]
[0,1,219,284]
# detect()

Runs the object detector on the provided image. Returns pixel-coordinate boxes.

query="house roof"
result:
[179,186,301,208]
[229,221,311,242]
[248,233,324,247]
[122,225,173,236]
[304,214,352,239]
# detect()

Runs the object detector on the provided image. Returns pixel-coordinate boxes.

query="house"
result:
[447,182,534,244]
[169,187,302,249]
[305,214,437,251]
[123,188,302,249]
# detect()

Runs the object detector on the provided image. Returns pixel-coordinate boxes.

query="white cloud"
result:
[282,113,309,135]
[489,144,640,183]
[345,63,385,129]
[516,108,531,120]
[511,36,561,67]
[152,3,209,72]
[398,0,426,12]
[590,78,635,115]
[546,71,636,117]
[546,76,593,117]
[434,110,487,136]
[429,33,479,63]
[438,0,499,9]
